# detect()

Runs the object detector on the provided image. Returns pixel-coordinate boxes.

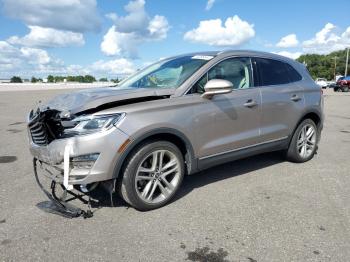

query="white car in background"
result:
[315,78,328,89]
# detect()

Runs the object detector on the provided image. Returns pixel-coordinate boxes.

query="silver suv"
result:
[28,50,324,212]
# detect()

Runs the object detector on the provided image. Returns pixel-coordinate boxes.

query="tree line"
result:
[297,48,349,80]
[9,75,120,83]
[47,75,96,83]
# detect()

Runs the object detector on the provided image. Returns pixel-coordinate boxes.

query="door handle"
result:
[244,99,257,108]
[291,94,301,102]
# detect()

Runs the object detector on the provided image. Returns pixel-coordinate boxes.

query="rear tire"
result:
[286,119,318,163]
[119,141,184,211]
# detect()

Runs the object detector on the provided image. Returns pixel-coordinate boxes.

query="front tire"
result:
[286,119,318,163]
[119,141,184,211]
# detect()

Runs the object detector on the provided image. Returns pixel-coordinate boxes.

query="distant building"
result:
[0,79,11,83]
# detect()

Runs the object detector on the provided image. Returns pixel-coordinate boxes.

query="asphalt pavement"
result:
[0,88,349,262]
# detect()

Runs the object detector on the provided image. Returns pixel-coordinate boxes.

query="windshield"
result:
[117,55,213,89]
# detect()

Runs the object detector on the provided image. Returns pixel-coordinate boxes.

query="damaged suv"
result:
[28,50,323,213]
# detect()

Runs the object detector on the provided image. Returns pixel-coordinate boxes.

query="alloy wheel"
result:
[297,124,317,159]
[135,150,181,204]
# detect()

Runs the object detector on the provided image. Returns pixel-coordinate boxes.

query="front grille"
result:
[29,120,49,145]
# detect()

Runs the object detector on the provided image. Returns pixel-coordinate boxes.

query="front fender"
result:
[111,127,198,180]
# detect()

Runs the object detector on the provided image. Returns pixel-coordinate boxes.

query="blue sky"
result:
[0,0,349,78]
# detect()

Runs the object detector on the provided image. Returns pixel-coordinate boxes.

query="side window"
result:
[191,57,253,94]
[285,63,302,82]
[255,58,290,86]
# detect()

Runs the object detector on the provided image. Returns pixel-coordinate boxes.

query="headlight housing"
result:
[62,113,125,137]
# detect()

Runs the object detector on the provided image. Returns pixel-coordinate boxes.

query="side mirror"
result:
[201,79,233,99]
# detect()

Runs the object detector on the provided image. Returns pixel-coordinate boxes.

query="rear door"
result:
[253,57,304,142]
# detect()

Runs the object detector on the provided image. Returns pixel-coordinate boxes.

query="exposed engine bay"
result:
[28,94,170,145]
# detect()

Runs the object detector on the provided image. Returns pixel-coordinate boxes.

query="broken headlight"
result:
[63,113,125,137]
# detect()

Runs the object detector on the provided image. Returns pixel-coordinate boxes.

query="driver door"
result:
[189,57,261,163]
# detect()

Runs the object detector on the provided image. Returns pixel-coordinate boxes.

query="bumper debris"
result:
[33,158,93,219]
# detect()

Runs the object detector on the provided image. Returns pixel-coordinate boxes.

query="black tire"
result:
[286,119,318,163]
[119,141,184,211]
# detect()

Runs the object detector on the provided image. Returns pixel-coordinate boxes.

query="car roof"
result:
[168,49,301,65]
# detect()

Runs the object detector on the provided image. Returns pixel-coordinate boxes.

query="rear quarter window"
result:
[255,58,301,86]
[285,63,302,82]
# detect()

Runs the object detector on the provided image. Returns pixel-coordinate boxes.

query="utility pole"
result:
[345,48,349,77]
[332,56,338,81]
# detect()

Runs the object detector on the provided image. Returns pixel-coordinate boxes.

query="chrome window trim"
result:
[183,55,304,95]
[252,57,304,88]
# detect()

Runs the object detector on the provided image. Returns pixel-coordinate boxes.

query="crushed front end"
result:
[27,106,129,217]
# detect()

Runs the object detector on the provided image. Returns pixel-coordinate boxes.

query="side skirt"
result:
[197,137,289,171]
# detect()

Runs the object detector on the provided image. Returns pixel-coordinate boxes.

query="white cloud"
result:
[0,41,65,78]
[111,0,149,34]
[148,15,169,40]
[0,42,53,66]
[7,26,84,48]
[276,34,299,48]
[66,59,135,77]
[2,0,101,32]
[101,26,139,57]
[302,23,350,54]
[65,64,88,76]
[101,26,121,56]
[101,0,169,57]
[0,41,23,70]
[20,47,51,64]
[184,15,255,46]
[0,41,136,78]
[273,51,302,60]
[206,0,216,10]
[89,59,135,75]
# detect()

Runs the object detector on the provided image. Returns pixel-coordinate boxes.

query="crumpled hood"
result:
[44,87,175,116]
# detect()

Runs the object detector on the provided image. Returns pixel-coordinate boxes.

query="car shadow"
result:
[173,151,285,203]
[89,151,286,210]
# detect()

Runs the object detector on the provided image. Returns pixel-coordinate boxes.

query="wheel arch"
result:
[298,111,322,129]
[112,128,197,180]
[289,110,323,146]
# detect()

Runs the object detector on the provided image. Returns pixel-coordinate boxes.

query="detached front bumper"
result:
[28,126,130,187]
